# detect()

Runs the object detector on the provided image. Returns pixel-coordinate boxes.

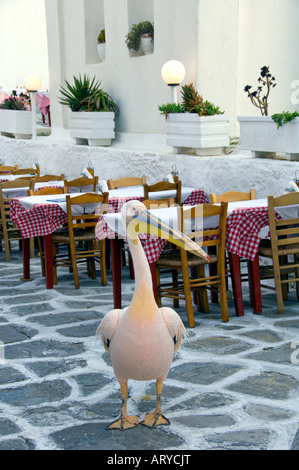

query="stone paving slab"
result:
[1,248,299,450]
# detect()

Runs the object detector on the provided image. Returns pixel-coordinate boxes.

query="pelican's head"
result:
[121,200,147,226]
[121,200,209,261]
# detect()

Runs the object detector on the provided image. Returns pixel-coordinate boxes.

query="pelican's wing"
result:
[97,309,121,352]
[160,307,188,352]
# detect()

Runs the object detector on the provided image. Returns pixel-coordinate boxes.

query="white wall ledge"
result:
[1,135,299,199]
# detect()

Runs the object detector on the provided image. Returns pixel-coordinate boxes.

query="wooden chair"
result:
[12,167,40,177]
[144,180,182,205]
[0,179,33,261]
[107,176,147,189]
[156,202,229,327]
[209,189,257,300]
[257,193,299,314]
[0,165,19,174]
[64,176,98,193]
[209,189,256,204]
[27,186,68,275]
[51,192,109,288]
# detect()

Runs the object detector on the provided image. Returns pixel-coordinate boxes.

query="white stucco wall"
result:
[0,0,49,90]
[237,0,299,118]
[1,136,299,201]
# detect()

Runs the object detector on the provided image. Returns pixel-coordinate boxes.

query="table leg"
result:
[20,238,33,281]
[110,238,122,309]
[44,234,53,289]
[228,252,244,317]
[149,262,158,303]
[248,254,262,314]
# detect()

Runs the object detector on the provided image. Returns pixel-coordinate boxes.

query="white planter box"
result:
[238,116,299,161]
[70,111,115,146]
[165,113,229,155]
[97,43,106,62]
[0,109,32,139]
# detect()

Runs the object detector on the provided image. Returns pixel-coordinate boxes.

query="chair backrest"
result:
[12,167,40,177]
[180,202,228,254]
[0,178,33,189]
[0,165,19,174]
[0,179,32,231]
[209,189,256,204]
[66,192,109,234]
[268,193,299,254]
[28,186,67,196]
[142,198,176,209]
[64,176,99,193]
[107,176,147,189]
[34,174,65,182]
[143,180,182,205]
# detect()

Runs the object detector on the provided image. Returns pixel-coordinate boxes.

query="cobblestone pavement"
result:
[1,246,299,450]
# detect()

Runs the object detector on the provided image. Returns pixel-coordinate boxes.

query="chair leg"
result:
[280,255,288,300]
[172,270,179,308]
[100,240,107,286]
[29,238,35,258]
[69,243,80,289]
[195,265,209,313]
[37,237,45,276]
[219,279,229,322]
[181,255,195,328]
[52,244,58,285]
[273,255,284,314]
[4,236,11,261]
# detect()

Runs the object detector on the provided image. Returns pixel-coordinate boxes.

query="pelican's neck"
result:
[127,235,158,312]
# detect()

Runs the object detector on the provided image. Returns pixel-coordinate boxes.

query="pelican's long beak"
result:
[127,209,209,261]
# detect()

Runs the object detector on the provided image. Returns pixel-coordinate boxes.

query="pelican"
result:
[98,200,208,430]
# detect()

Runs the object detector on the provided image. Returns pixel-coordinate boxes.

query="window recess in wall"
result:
[84,0,105,64]
[126,0,154,57]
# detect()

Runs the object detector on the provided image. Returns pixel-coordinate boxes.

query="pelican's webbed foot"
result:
[141,411,170,428]
[106,414,139,431]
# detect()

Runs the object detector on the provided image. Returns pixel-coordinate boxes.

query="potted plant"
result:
[0,91,32,139]
[59,74,119,146]
[238,66,299,160]
[159,83,229,155]
[97,29,106,62]
[125,21,154,56]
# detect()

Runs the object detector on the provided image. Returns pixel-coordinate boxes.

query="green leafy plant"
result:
[272,111,299,128]
[59,74,100,111]
[181,83,223,116]
[97,29,105,44]
[158,103,185,119]
[83,89,119,115]
[59,74,119,114]
[244,66,276,116]
[159,83,224,119]
[125,21,154,51]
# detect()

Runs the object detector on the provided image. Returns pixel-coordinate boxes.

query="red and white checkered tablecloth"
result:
[9,189,209,263]
[10,199,68,239]
[225,207,270,261]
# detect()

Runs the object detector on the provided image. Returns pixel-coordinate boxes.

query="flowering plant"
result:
[0,91,29,110]
[244,66,276,116]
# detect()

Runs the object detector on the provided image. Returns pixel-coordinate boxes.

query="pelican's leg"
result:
[106,382,139,431]
[141,379,170,428]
